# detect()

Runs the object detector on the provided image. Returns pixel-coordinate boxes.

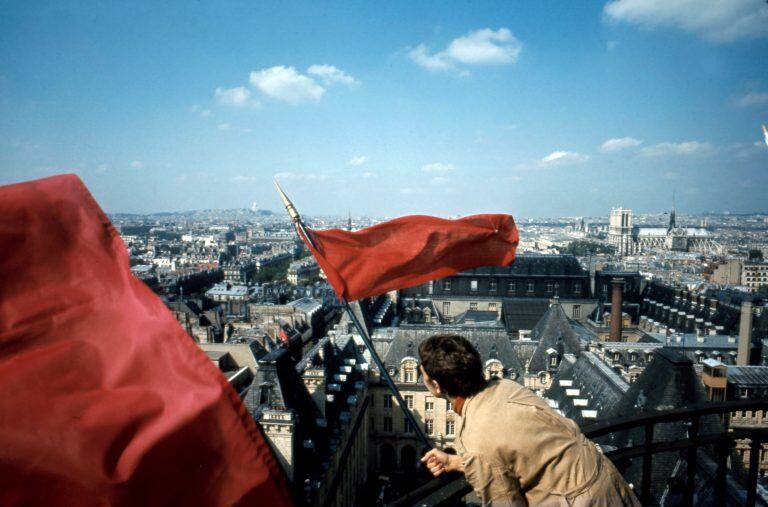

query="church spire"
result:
[668,190,677,233]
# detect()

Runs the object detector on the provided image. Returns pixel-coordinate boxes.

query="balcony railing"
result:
[389,399,768,507]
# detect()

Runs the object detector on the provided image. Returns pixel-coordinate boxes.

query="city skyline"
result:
[1,1,767,217]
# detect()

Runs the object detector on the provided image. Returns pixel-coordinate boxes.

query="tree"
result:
[748,249,764,261]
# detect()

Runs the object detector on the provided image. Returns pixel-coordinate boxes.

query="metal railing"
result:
[389,399,768,506]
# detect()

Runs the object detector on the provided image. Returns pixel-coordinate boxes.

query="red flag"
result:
[302,214,519,301]
[0,175,293,506]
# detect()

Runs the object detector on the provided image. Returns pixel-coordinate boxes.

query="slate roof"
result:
[528,303,586,373]
[502,299,551,332]
[544,351,628,426]
[596,348,722,501]
[727,366,768,388]
[453,310,501,326]
[456,254,587,278]
[382,325,525,381]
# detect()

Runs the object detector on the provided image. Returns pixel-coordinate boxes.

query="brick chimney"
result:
[609,278,625,342]
[737,301,753,366]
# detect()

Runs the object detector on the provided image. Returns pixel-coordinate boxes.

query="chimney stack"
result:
[737,301,753,366]
[609,278,625,342]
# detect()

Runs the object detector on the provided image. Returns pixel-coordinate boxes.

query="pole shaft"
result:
[344,301,431,448]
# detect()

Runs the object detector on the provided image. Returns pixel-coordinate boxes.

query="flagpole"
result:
[274,181,431,448]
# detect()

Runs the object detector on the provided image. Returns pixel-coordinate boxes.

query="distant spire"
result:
[668,191,677,232]
[347,210,352,231]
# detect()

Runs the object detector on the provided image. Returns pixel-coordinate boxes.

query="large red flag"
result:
[302,214,519,301]
[0,175,293,506]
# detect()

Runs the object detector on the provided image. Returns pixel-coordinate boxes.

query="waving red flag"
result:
[302,214,519,301]
[0,175,292,506]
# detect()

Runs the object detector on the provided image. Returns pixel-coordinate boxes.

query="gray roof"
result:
[528,303,585,373]
[545,351,628,426]
[287,296,323,314]
[597,348,722,500]
[456,254,587,278]
[502,299,551,332]
[382,325,525,380]
[727,366,768,388]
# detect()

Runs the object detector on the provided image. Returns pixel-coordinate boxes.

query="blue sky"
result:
[1,1,767,217]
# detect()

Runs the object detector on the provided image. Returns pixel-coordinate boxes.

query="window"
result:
[442,301,450,316]
[425,419,434,435]
[470,302,478,311]
[405,395,414,409]
[404,417,414,433]
[489,302,497,311]
[446,419,455,435]
[508,281,516,295]
[443,280,451,292]
[572,305,581,319]
[470,279,479,292]
[384,395,393,409]
[384,417,392,432]
[489,280,497,292]
[527,282,534,294]
[404,370,414,383]
[425,396,434,411]
[546,281,554,294]
[574,282,581,294]
[550,355,558,367]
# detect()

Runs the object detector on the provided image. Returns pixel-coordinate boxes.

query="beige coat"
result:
[454,380,641,506]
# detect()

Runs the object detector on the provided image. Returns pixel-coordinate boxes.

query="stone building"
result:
[245,333,370,506]
[608,207,720,256]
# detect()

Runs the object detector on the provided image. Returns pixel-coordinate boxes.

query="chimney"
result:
[609,278,625,342]
[737,301,753,366]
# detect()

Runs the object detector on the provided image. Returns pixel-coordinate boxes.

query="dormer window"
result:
[489,279,497,293]
[470,280,478,292]
[508,281,516,295]
[400,357,418,383]
[443,280,451,292]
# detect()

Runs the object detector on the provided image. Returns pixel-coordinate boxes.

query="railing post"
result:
[642,421,654,505]
[713,438,729,506]
[746,434,761,507]
[685,416,699,506]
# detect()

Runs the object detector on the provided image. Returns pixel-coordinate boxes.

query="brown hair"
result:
[418,334,486,398]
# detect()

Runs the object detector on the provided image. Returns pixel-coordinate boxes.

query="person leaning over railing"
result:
[419,334,641,507]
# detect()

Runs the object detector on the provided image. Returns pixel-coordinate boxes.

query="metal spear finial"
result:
[273,179,300,222]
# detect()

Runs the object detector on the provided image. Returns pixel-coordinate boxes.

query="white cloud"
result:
[431,176,449,185]
[408,44,454,71]
[603,0,768,43]
[409,28,522,72]
[250,66,325,104]
[362,171,377,178]
[538,151,590,167]
[273,172,329,181]
[347,155,368,166]
[191,104,212,117]
[130,160,143,168]
[640,141,711,157]
[422,162,455,173]
[600,137,643,152]
[217,123,231,130]
[736,91,768,108]
[214,86,255,107]
[307,65,359,87]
